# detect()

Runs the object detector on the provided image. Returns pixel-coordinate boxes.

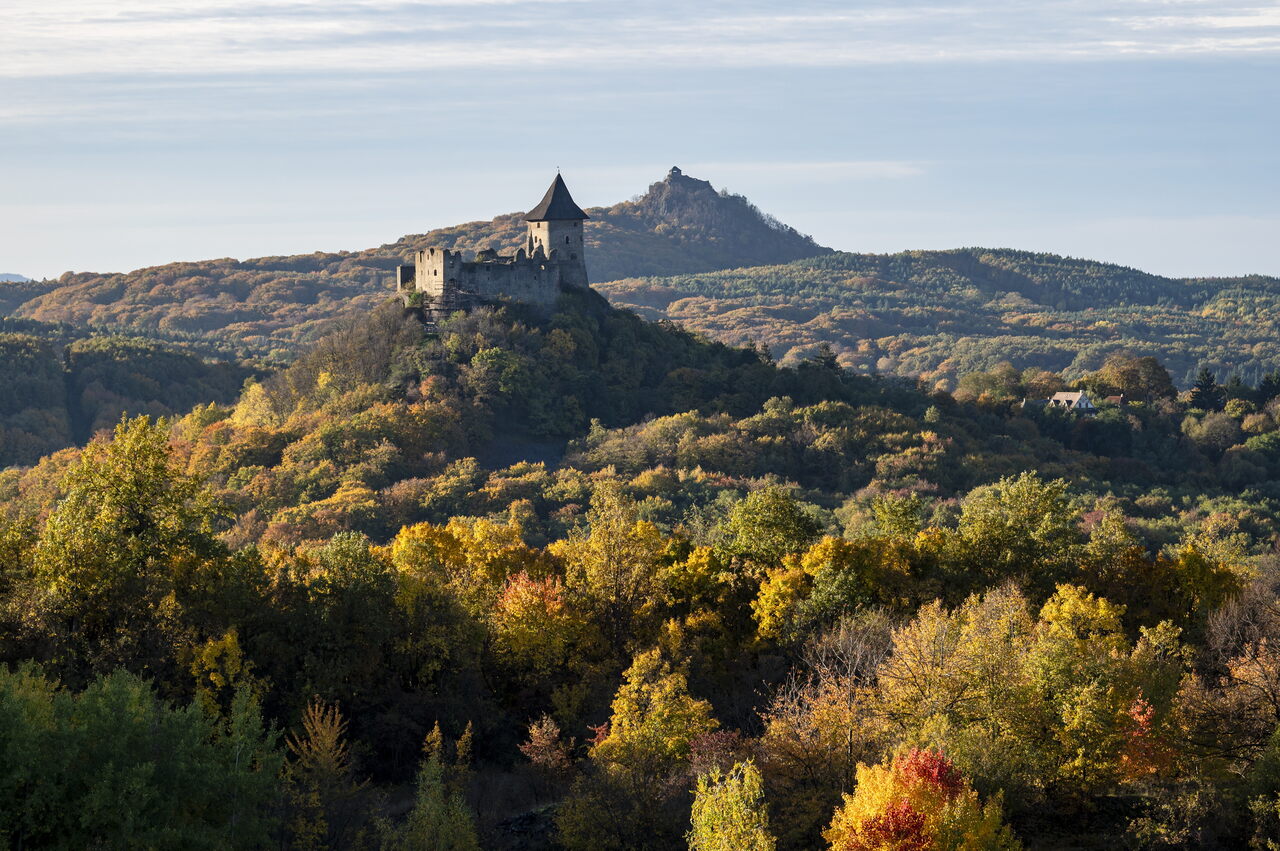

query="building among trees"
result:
[1047,390,1097,413]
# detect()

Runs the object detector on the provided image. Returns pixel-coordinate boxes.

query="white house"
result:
[1047,391,1097,413]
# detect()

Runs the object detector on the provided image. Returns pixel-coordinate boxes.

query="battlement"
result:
[397,174,590,317]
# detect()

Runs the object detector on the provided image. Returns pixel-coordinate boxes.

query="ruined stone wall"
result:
[411,247,454,299]
[398,212,589,313]
[399,249,566,310]
[459,256,562,307]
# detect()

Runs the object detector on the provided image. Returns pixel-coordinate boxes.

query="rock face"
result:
[580,167,833,282]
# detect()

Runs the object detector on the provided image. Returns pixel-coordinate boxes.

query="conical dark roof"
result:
[525,174,589,222]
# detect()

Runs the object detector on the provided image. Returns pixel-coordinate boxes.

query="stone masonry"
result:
[397,174,590,316]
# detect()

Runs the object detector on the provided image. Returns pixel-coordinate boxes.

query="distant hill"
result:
[5,169,831,354]
[0,278,57,315]
[0,273,30,283]
[8,175,1279,387]
[598,248,1280,387]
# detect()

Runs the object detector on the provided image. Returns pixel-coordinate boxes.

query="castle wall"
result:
[397,176,590,314]
[463,256,562,307]
[400,247,566,311]
[411,247,452,300]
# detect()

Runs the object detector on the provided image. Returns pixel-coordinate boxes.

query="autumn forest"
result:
[4,174,1280,850]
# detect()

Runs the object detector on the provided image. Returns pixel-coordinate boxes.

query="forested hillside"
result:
[7,293,1280,848]
[600,249,1280,386]
[3,169,830,355]
[0,321,252,466]
[6,170,1280,850]
[5,173,1274,394]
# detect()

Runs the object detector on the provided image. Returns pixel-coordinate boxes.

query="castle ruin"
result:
[397,174,590,315]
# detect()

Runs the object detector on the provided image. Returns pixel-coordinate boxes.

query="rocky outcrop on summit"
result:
[582,167,833,281]
[387,166,833,284]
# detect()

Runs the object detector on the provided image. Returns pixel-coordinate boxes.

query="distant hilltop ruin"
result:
[397,174,590,315]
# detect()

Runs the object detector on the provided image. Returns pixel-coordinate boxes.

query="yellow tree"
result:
[493,571,579,675]
[872,586,1050,812]
[825,748,1020,851]
[591,648,719,782]
[758,613,892,848]
[871,585,1184,811]
[558,648,718,851]
[554,481,668,650]
[688,760,776,851]
[285,699,372,849]
[1026,585,1183,795]
[380,728,480,851]
[389,516,545,621]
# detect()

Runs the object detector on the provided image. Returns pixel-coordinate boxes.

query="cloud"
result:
[4,0,1280,80]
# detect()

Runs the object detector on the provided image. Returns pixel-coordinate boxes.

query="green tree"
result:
[725,486,821,566]
[689,760,776,851]
[32,415,226,685]
[1183,411,1242,457]
[379,742,480,851]
[0,665,282,849]
[1191,367,1226,411]
[1224,373,1251,402]
[305,532,399,703]
[956,472,1080,595]
[1258,371,1280,403]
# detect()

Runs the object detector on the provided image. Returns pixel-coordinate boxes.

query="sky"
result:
[2,0,1278,280]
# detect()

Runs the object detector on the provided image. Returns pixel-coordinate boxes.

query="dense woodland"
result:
[599,249,1280,386]
[0,320,252,467]
[6,175,1280,848]
[5,288,1280,849]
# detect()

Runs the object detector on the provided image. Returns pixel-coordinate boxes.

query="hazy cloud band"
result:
[5,0,1280,78]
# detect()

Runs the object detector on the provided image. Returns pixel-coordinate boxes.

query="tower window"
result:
[565,236,570,243]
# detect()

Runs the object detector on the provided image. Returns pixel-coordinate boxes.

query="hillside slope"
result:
[0,324,252,467]
[5,169,830,354]
[8,245,1280,851]
[598,248,1280,386]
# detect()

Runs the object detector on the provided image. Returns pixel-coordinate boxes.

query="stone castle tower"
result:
[397,174,590,315]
